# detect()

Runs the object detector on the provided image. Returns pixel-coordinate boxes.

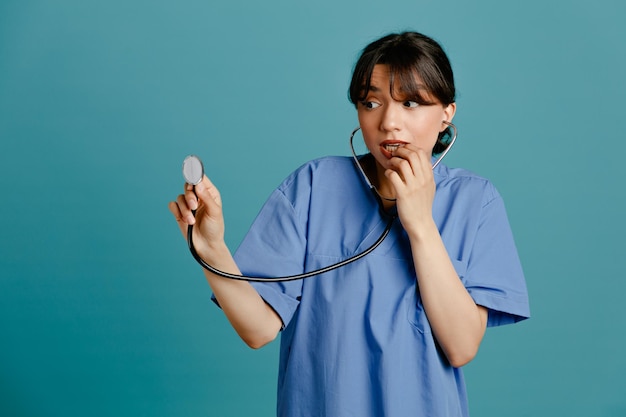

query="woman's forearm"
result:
[408,220,488,367]
[199,241,283,349]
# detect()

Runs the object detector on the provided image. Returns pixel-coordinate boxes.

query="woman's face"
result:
[357,64,456,172]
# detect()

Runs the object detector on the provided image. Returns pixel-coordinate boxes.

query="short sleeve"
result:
[464,185,530,327]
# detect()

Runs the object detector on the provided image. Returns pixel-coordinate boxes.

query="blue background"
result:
[1,0,625,415]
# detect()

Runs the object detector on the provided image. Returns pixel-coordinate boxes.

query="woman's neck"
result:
[359,154,396,211]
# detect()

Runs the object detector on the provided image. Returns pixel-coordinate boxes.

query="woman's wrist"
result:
[405,218,440,244]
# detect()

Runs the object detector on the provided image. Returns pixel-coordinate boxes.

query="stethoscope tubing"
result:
[187,213,395,282]
[186,122,456,282]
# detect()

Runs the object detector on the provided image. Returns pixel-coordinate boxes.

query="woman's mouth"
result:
[380,141,407,158]
[383,144,402,152]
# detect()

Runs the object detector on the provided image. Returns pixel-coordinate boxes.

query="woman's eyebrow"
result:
[362,84,381,93]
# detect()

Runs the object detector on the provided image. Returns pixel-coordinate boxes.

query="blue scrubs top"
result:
[229,156,529,417]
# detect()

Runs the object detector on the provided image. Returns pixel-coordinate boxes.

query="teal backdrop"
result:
[1,0,625,416]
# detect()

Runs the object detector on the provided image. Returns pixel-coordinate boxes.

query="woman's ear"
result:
[441,103,457,131]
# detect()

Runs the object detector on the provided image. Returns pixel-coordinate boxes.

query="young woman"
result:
[169,31,530,417]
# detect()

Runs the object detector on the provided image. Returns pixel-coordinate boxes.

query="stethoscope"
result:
[183,122,457,282]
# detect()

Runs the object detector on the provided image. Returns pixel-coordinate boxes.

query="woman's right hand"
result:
[168,176,226,258]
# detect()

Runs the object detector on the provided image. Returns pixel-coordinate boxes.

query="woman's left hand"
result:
[384,144,436,234]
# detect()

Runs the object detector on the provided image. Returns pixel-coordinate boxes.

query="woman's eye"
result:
[362,101,380,109]
[404,100,419,108]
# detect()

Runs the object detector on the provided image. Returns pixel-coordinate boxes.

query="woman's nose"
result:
[380,103,401,132]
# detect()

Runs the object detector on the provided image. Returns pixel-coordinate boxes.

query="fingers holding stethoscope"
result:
[168,175,225,239]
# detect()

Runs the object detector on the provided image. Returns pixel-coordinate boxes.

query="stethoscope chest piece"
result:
[182,155,204,185]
